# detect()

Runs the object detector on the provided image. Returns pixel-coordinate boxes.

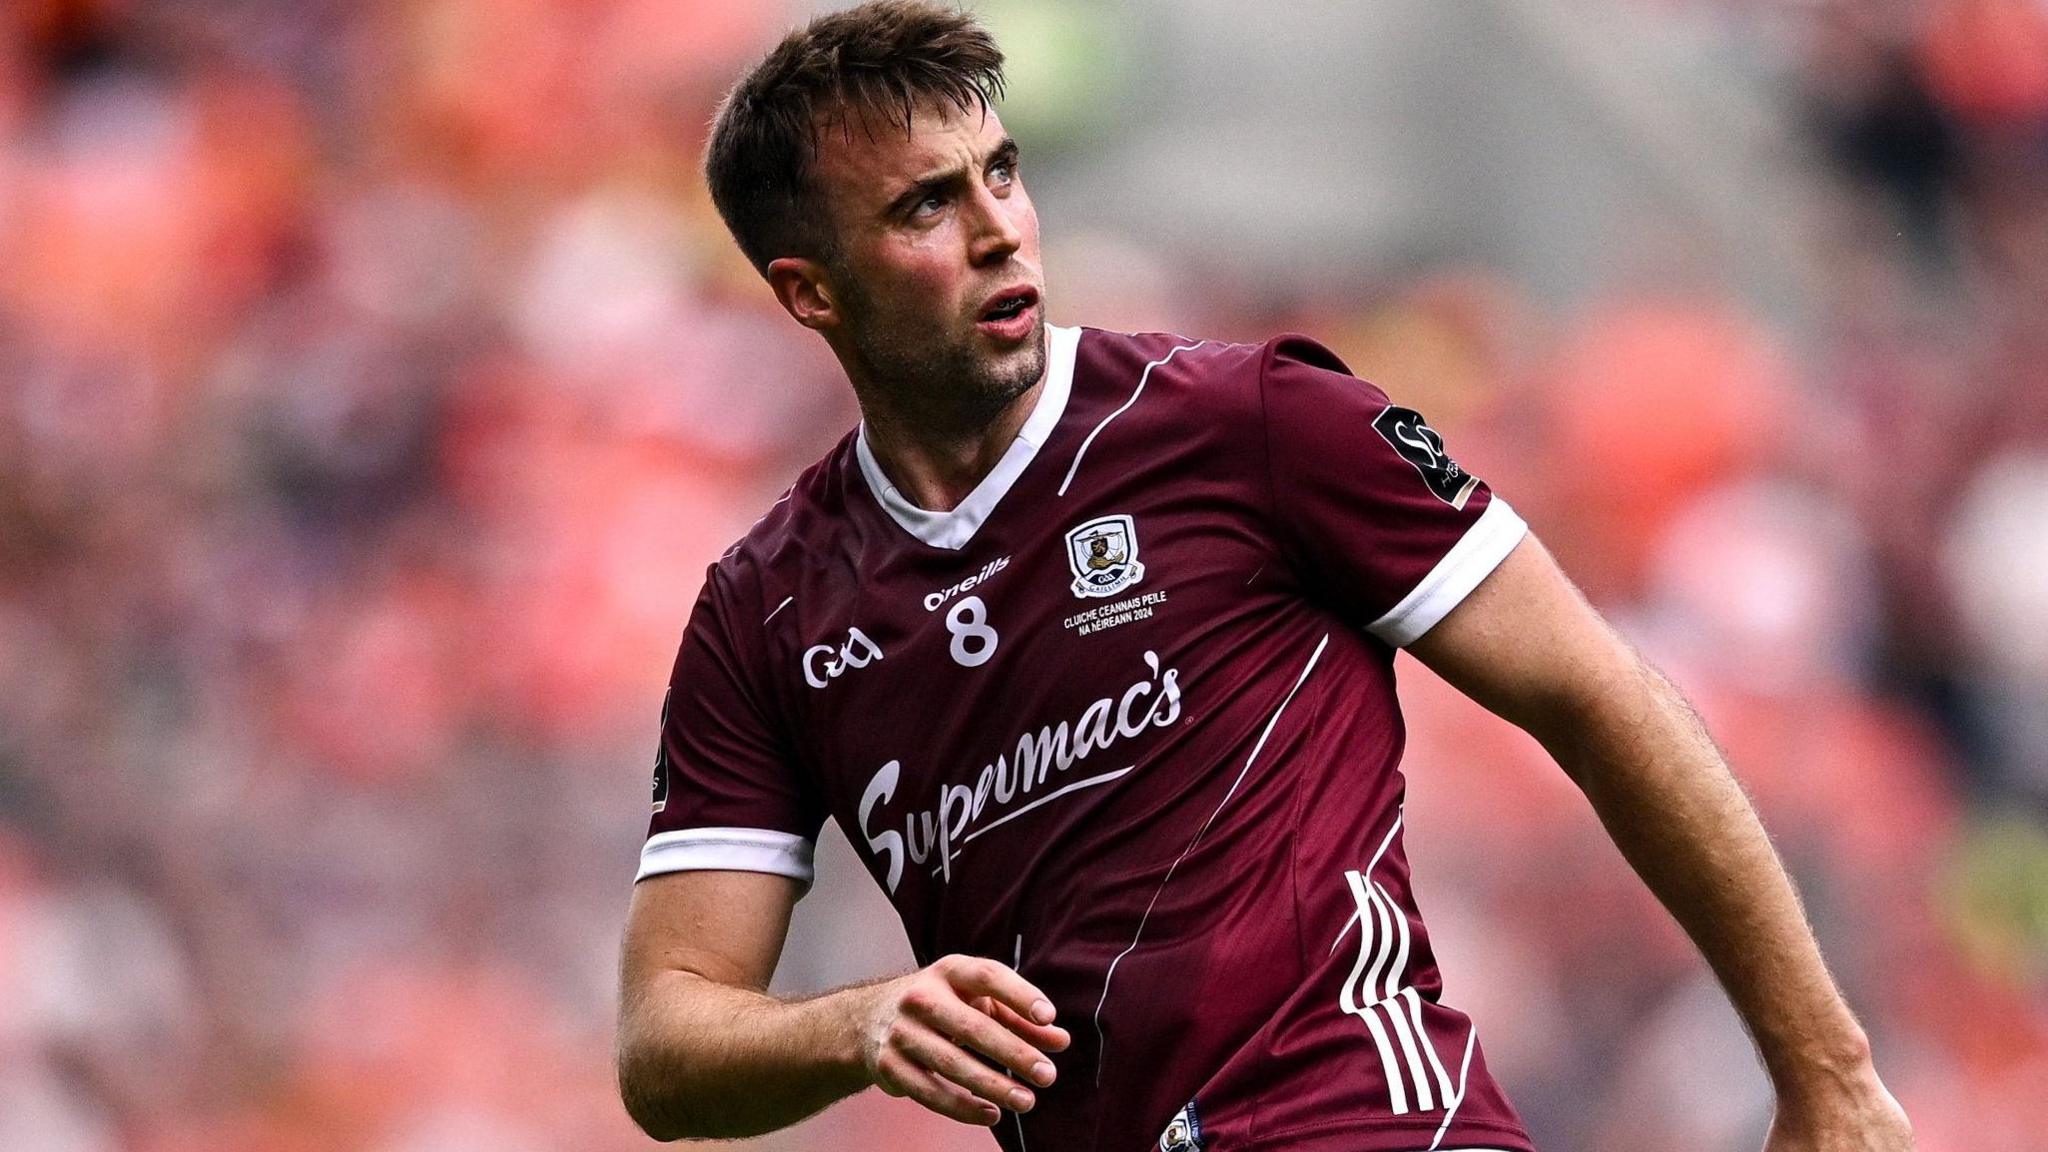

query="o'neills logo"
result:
[925,556,1009,612]
[858,651,1183,892]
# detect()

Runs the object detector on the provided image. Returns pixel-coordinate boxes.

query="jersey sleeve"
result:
[1258,335,1527,646]
[638,574,825,888]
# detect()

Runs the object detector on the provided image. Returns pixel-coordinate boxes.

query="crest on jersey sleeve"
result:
[1372,404,1480,510]
[1157,1099,1204,1151]
[1065,513,1146,599]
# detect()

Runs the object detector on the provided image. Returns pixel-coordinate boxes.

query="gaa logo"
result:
[803,626,884,690]
[1065,513,1146,599]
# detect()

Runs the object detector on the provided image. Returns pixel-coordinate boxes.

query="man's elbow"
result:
[617,1026,697,1141]
[618,1041,771,1143]
[624,1101,688,1144]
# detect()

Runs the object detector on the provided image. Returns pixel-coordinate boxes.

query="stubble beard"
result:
[838,282,1048,440]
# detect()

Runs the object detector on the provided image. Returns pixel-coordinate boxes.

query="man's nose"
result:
[965,183,1022,265]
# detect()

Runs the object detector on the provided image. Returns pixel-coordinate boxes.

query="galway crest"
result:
[1066,513,1146,599]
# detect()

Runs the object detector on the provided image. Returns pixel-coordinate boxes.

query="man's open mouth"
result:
[980,287,1038,322]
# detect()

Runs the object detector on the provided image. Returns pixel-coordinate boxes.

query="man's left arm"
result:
[1406,533,1913,1152]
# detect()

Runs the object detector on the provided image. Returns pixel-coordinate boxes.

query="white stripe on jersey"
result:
[1405,984,1459,1108]
[1357,1006,1410,1115]
[1058,340,1208,498]
[637,827,814,885]
[1336,809,1469,1119]
[1368,497,1527,646]
[1428,1026,1481,1152]
[1382,988,1436,1112]
[1091,632,1330,1086]
[1330,812,1405,954]
[1341,869,1410,1113]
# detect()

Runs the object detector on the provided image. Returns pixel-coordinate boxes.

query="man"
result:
[615,4,1914,1150]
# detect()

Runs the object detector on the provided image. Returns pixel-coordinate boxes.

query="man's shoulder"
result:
[1072,325,1350,403]
[1074,325,1268,386]
[1070,325,1357,438]
[700,429,863,611]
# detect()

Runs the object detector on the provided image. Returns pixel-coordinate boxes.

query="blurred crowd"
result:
[0,1,2043,1151]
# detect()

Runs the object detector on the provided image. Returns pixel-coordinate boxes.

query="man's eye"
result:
[990,162,1015,185]
[912,193,944,217]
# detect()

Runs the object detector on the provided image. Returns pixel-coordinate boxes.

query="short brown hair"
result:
[704,1,1007,274]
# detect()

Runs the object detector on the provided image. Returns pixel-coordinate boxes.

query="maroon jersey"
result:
[641,325,1536,1152]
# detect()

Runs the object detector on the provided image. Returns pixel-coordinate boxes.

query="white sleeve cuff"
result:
[1368,498,1528,647]
[637,827,816,887]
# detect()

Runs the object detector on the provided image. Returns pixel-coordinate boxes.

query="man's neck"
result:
[859,377,1045,513]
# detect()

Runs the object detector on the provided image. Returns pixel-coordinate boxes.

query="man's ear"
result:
[766,256,839,331]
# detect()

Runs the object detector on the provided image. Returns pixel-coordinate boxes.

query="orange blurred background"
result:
[1,2,2044,1150]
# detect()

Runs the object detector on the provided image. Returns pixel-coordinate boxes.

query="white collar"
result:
[855,324,1080,550]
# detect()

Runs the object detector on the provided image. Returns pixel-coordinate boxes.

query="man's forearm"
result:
[617,969,875,1140]
[1529,656,1873,1098]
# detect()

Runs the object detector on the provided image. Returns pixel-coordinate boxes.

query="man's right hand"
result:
[850,954,1072,1126]
[622,876,1071,1140]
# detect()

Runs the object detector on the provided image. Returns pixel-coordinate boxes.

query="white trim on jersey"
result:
[1057,338,1208,497]
[1428,1026,1481,1152]
[1092,632,1332,1086]
[1368,498,1528,647]
[854,324,1082,551]
[1337,808,1473,1124]
[636,827,816,887]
